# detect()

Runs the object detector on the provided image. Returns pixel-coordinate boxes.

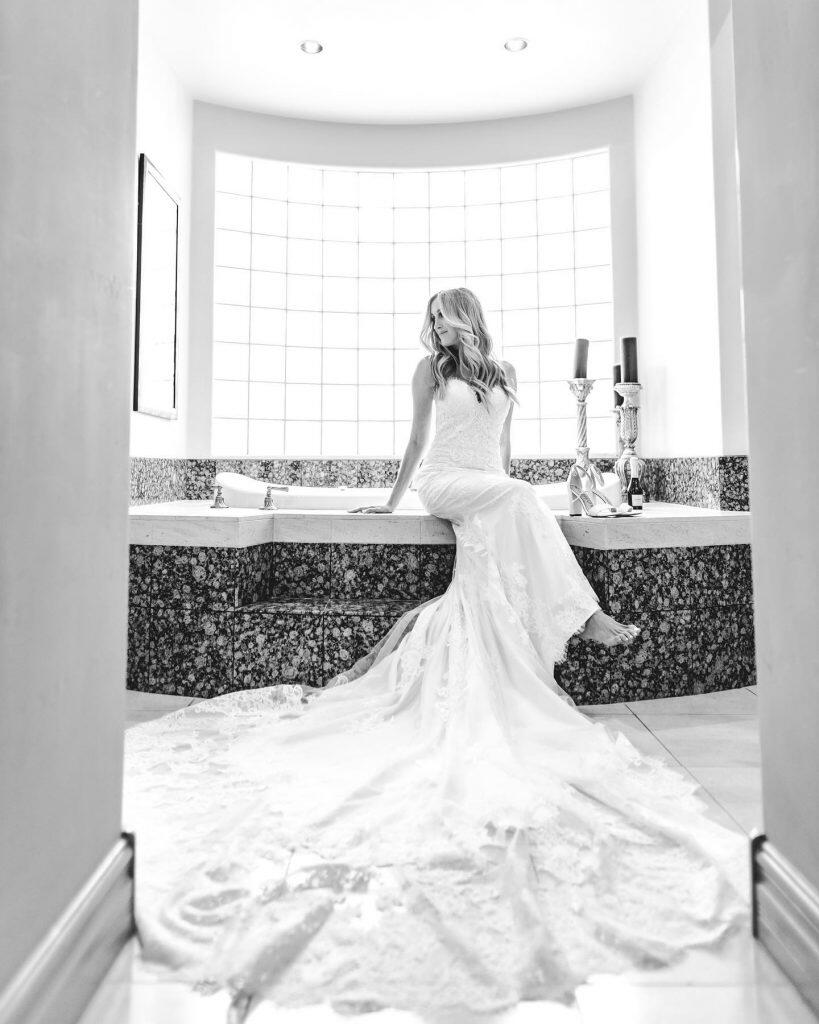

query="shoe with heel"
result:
[568,481,618,517]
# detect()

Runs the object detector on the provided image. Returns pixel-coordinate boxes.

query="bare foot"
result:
[579,610,640,648]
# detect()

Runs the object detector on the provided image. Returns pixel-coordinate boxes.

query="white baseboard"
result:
[0,832,135,1024]
[752,832,819,1017]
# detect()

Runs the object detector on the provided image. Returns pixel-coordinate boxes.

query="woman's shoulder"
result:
[499,359,517,384]
[414,354,435,380]
[412,354,437,393]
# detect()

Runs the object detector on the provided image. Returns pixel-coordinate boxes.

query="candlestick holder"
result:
[566,378,606,510]
[613,382,645,496]
[614,405,625,460]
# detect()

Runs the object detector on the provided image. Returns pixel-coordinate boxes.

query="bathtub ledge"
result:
[129,500,750,550]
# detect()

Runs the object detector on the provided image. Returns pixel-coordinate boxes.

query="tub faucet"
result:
[210,483,228,509]
[260,485,279,510]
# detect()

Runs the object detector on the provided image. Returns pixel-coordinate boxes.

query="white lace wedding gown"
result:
[123,377,748,1018]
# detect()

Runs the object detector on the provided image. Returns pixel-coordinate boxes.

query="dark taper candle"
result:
[613,363,624,406]
[572,337,589,379]
[621,337,639,383]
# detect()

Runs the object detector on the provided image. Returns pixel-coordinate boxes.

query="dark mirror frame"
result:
[133,154,179,419]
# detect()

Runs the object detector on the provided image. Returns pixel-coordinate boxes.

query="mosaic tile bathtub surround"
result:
[641,456,749,511]
[233,598,418,691]
[130,455,749,509]
[554,545,755,704]
[128,536,754,702]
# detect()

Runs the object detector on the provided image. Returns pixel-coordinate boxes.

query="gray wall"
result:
[732,0,819,889]
[0,0,137,990]
[188,97,638,455]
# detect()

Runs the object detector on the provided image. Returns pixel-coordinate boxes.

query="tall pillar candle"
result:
[572,337,589,379]
[621,337,639,382]
[613,363,623,406]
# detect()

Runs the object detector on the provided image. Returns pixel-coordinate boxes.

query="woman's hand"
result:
[348,504,394,514]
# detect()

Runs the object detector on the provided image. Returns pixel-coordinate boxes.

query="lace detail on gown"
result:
[123,374,749,1017]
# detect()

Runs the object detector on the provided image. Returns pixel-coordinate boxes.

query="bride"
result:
[123,287,748,1020]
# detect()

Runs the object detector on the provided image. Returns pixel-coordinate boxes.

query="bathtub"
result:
[214,470,622,513]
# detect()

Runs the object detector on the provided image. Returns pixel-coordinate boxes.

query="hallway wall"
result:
[732,0,819,892]
[0,0,137,992]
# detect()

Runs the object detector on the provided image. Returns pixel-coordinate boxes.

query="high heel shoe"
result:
[568,482,617,517]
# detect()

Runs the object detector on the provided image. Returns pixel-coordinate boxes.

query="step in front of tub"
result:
[234,596,423,691]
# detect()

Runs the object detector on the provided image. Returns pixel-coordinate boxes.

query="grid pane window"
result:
[212,150,615,457]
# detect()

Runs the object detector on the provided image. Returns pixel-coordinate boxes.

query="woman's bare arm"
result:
[499,360,517,475]
[349,357,434,513]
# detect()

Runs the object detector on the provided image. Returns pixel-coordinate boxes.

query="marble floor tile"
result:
[250,1001,581,1022]
[626,687,758,716]
[80,937,813,1024]
[604,928,792,988]
[125,711,180,729]
[688,765,764,835]
[124,692,193,727]
[574,980,818,1024]
[583,713,679,763]
[124,692,192,712]
[631,714,761,768]
[677,769,745,833]
[578,702,635,716]
[76,978,231,1024]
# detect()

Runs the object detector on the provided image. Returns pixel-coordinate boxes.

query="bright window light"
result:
[211,150,614,457]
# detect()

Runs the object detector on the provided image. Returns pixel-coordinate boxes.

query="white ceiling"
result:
[141,0,689,125]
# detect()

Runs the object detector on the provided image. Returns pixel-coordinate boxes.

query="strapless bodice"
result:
[420,377,511,473]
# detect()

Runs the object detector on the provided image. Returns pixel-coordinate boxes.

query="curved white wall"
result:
[186,97,638,456]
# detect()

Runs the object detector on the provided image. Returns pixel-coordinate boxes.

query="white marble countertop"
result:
[129,500,751,550]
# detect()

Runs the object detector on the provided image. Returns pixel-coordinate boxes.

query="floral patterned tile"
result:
[296,460,333,487]
[357,459,401,487]
[719,456,750,511]
[331,543,420,600]
[510,458,574,485]
[643,457,721,509]
[126,603,151,690]
[269,542,333,599]
[152,545,238,609]
[603,545,754,617]
[418,545,456,600]
[321,598,418,681]
[555,603,756,705]
[235,544,275,607]
[181,459,217,500]
[129,457,186,505]
[128,545,154,607]
[570,547,609,607]
[574,544,753,617]
[149,603,234,698]
[300,459,360,487]
[260,459,303,485]
[234,600,324,690]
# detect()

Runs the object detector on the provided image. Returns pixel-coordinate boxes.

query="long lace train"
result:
[123,466,749,1017]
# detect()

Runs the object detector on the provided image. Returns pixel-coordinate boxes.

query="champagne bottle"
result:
[626,456,644,510]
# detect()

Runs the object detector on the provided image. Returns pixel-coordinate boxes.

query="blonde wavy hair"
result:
[419,287,518,408]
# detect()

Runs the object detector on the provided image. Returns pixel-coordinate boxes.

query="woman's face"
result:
[430,298,459,348]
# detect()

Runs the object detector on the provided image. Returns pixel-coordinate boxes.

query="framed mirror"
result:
[133,154,179,418]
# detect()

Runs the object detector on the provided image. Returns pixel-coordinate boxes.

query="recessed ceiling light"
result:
[504,37,528,52]
[300,40,323,54]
